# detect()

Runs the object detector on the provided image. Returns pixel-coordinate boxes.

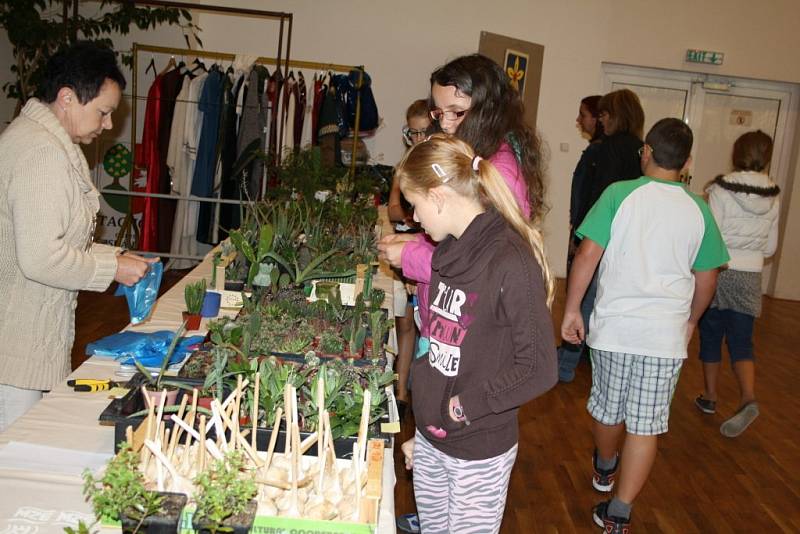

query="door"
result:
[604,64,799,293]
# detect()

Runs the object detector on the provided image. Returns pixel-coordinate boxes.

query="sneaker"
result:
[592,500,631,533]
[396,513,420,533]
[592,449,618,493]
[720,401,759,437]
[694,395,716,414]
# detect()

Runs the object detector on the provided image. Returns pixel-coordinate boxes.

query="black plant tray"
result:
[98,372,207,426]
[108,373,392,456]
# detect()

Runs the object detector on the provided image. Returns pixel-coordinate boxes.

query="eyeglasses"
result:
[430,108,469,122]
[637,145,653,157]
[402,126,428,144]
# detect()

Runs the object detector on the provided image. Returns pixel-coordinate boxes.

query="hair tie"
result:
[472,155,482,171]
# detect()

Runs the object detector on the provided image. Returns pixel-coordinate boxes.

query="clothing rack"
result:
[108,42,366,257]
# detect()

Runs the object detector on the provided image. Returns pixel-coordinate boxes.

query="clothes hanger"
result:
[145,58,157,77]
[158,55,177,76]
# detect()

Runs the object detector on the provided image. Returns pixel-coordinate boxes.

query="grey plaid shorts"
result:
[587,349,683,435]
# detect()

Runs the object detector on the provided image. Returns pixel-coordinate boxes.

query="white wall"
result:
[3,0,799,296]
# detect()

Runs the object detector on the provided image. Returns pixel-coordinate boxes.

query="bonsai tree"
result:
[192,450,258,534]
[82,442,164,534]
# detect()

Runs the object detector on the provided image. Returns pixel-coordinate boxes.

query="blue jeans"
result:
[558,273,598,382]
[698,307,755,363]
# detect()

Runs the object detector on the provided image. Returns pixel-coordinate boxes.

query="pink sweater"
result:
[402,142,530,336]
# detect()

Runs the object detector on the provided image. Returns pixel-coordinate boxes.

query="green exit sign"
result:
[686,49,724,65]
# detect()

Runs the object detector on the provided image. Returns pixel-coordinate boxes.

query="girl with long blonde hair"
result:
[397,135,556,534]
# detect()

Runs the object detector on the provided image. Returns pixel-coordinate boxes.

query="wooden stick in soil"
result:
[125,425,134,447]
[198,414,207,474]
[166,393,189,462]
[140,387,157,472]
[323,411,337,475]
[214,397,263,467]
[251,371,260,452]
[233,374,243,450]
[356,389,371,468]
[317,414,327,493]
[291,422,301,513]
[144,438,180,490]
[283,384,292,458]
[299,432,318,455]
[264,406,283,472]
[353,441,361,520]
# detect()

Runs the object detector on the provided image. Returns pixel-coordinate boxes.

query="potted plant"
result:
[183,279,206,330]
[83,442,187,534]
[192,451,258,534]
[132,324,190,410]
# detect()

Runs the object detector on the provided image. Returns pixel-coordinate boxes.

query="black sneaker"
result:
[592,500,631,533]
[592,449,618,492]
[694,395,716,414]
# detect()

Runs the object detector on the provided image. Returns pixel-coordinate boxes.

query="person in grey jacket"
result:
[0,42,154,432]
[695,130,780,437]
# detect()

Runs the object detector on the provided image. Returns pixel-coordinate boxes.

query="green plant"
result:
[369,310,393,360]
[63,520,96,534]
[131,323,192,393]
[318,328,344,355]
[229,224,274,288]
[193,451,257,533]
[184,278,206,315]
[0,1,198,107]
[82,442,163,533]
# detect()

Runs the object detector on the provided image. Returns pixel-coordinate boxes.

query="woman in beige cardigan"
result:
[0,42,155,431]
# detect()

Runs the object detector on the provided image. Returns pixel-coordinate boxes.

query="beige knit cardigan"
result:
[0,99,119,390]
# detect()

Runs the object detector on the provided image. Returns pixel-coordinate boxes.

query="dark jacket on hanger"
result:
[191,67,225,244]
[237,65,269,199]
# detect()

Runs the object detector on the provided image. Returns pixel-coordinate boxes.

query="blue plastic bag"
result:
[114,260,163,324]
[86,330,204,368]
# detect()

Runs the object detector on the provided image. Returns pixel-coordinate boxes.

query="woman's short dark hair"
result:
[732,130,773,172]
[645,117,693,171]
[37,41,126,104]
[598,89,645,140]
[430,54,546,223]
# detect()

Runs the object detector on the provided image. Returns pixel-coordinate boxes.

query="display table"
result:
[0,251,397,533]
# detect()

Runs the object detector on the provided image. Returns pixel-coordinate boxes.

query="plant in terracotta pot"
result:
[83,442,187,534]
[192,451,258,534]
[183,279,206,330]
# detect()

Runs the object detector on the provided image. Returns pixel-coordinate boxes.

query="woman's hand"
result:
[115,253,159,286]
[401,438,415,470]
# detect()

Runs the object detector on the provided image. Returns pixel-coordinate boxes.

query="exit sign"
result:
[686,49,724,65]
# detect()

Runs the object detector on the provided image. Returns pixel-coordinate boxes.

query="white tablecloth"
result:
[0,252,396,533]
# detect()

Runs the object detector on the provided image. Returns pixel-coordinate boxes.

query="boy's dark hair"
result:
[645,118,693,171]
[732,130,773,172]
[406,99,429,122]
[37,41,126,104]
[430,53,546,223]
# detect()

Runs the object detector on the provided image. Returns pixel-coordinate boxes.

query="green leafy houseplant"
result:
[192,451,258,534]
[82,442,187,534]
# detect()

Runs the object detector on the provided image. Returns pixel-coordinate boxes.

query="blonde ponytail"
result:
[474,158,555,307]
[396,134,554,307]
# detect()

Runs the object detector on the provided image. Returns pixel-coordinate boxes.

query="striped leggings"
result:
[413,430,517,534]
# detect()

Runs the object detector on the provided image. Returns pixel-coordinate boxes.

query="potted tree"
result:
[192,451,258,534]
[83,442,187,534]
[183,279,206,330]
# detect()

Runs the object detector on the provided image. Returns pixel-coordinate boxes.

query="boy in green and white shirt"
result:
[561,118,729,533]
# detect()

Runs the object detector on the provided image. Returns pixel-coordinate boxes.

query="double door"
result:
[603,64,799,291]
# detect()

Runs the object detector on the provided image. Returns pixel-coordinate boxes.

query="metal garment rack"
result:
[108,42,365,259]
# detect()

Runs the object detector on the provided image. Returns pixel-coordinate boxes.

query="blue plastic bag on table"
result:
[114,260,163,324]
[85,330,204,368]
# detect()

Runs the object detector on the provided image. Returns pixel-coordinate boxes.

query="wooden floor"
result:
[392,280,800,533]
[73,276,800,532]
